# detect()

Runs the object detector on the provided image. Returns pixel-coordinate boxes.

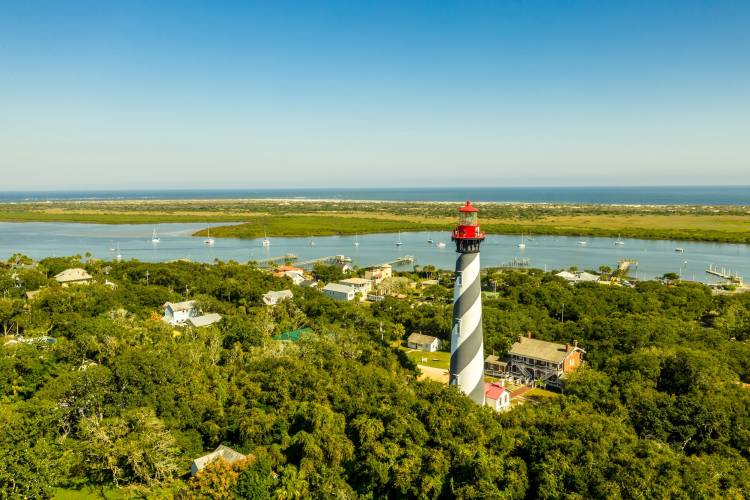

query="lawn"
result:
[404,348,451,370]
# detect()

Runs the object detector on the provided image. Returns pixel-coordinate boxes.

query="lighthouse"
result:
[450,201,486,404]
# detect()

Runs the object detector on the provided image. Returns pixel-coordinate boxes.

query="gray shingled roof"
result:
[408,332,438,345]
[509,337,577,363]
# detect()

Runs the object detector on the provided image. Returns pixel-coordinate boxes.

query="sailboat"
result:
[262,229,270,247]
[577,237,587,246]
[151,227,160,244]
[204,225,215,246]
[436,241,447,248]
[396,232,403,246]
[427,232,434,244]
[309,238,316,247]
[517,234,526,249]
[614,234,625,246]
[115,243,122,262]
[353,234,360,247]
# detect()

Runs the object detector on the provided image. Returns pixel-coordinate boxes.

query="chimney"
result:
[527,331,533,339]
[573,339,578,348]
[565,343,571,352]
[518,335,524,343]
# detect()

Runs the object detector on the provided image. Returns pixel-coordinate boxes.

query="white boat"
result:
[614,234,625,246]
[427,232,434,244]
[309,239,316,246]
[354,234,360,247]
[396,232,403,246]
[151,227,160,244]
[204,225,215,246]
[577,240,587,246]
[517,234,526,249]
[436,241,447,248]
[115,243,122,262]
[262,229,270,247]
[675,248,685,253]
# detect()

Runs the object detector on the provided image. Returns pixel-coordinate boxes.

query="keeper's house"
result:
[504,333,585,389]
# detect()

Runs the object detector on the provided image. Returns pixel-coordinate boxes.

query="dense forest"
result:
[1,255,750,498]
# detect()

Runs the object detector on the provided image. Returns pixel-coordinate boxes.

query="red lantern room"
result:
[452,201,485,253]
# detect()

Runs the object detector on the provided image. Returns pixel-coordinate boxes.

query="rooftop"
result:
[509,337,580,363]
[165,300,197,312]
[54,268,93,283]
[186,313,222,328]
[407,332,438,345]
[323,283,355,294]
[192,445,246,475]
[339,278,371,286]
[484,382,507,400]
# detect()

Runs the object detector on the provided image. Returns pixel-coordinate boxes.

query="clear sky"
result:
[1,0,748,190]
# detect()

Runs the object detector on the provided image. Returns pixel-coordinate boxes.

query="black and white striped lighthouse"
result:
[450,201,485,404]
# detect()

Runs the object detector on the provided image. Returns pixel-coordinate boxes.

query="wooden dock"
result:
[706,264,743,284]
[378,255,415,267]
[249,254,298,266]
[296,255,352,267]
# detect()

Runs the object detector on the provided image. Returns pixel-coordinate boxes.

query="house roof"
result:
[339,278,371,286]
[485,354,507,367]
[165,300,196,312]
[54,268,93,283]
[186,313,222,328]
[263,290,293,302]
[407,332,438,345]
[555,271,577,281]
[25,290,42,300]
[273,327,314,342]
[484,382,507,400]
[192,445,246,474]
[509,337,578,363]
[323,283,355,294]
[576,271,600,282]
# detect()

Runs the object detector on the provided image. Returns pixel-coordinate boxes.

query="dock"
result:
[706,264,744,284]
[296,255,352,267]
[618,259,638,274]
[249,254,298,266]
[378,255,416,267]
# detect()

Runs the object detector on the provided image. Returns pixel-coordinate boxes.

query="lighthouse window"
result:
[455,271,462,287]
[460,212,477,225]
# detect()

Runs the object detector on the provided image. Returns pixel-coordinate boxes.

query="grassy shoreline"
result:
[0,199,748,243]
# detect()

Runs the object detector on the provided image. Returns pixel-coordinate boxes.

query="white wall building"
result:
[262,290,294,306]
[323,283,356,301]
[484,382,511,411]
[407,332,440,352]
[163,300,198,325]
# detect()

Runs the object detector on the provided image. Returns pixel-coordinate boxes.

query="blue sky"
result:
[0,0,748,189]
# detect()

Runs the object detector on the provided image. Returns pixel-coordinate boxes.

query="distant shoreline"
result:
[0,198,748,244]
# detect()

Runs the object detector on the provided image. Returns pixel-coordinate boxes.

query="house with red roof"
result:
[484,382,510,412]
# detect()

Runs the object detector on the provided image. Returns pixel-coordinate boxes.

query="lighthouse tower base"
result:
[450,250,485,404]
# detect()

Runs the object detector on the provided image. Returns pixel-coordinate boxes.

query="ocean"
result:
[0,186,748,205]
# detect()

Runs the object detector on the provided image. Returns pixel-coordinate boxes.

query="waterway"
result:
[1,222,747,283]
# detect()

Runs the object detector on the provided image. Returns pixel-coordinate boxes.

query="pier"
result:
[378,255,416,267]
[250,254,298,266]
[706,264,744,284]
[618,259,638,274]
[296,255,352,267]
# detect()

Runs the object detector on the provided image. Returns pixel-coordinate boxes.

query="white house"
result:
[407,332,440,352]
[323,283,356,301]
[262,290,294,306]
[484,382,511,411]
[190,445,246,476]
[54,268,93,286]
[338,277,372,300]
[163,300,197,325]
